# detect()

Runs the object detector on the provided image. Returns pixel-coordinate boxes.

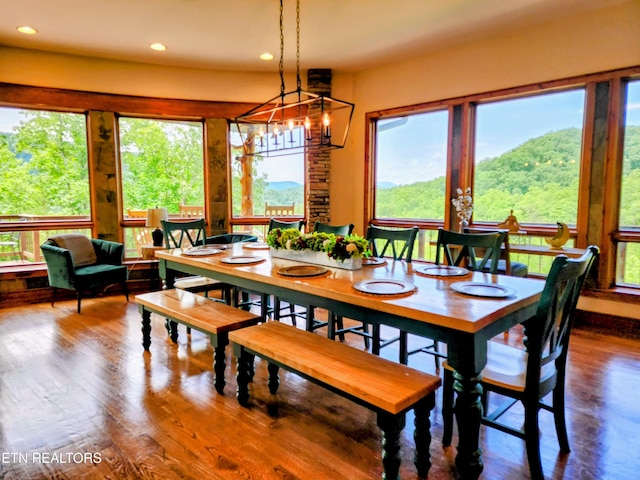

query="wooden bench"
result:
[135,289,260,394]
[229,321,441,479]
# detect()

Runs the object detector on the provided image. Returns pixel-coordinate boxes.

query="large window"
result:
[374,110,449,220]
[119,117,205,258]
[0,107,90,219]
[229,124,305,239]
[0,107,90,264]
[616,80,640,285]
[473,89,585,226]
[119,117,204,215]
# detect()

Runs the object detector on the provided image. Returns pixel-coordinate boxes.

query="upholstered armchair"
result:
[40,234,129,313]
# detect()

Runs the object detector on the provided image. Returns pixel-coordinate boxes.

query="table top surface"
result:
[157,245,545,336]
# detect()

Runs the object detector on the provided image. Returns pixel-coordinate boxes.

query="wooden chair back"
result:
[435,228,505,273]
[265,203,295,217]
[161,219,206,249]
[366,225,419,262]
[179,205,205,218]
[313,222,355,236]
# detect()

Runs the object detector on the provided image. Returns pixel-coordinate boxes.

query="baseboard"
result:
[574,309,640,340]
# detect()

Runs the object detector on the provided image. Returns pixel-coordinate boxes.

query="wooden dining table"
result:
[156,244,545,479]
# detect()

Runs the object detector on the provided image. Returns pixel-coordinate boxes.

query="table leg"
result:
[453,369,484,479]
[141,309,151,351]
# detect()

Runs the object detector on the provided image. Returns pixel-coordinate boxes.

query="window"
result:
[119,117,204,215]
[230,124,305,239]
[119,117,205,257]
[473,90,585,226]
[616,80,640,285]
[374,110,449,220]
[0,107,90,220]
[0,107,90,265]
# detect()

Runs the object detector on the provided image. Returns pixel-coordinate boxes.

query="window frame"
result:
[365,67,640,291]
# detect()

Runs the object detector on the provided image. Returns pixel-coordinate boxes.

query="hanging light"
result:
[233,0,354,157]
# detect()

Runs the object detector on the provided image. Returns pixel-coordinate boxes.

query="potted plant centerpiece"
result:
[266,228,370,270]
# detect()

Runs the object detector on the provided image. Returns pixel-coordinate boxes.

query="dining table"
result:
[156,244,545,479]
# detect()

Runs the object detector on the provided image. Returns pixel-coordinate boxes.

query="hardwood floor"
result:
[0,296,639,479]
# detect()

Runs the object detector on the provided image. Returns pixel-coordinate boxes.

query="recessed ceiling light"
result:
[150,43,167,51]
[260,52,274,61]
[17,26,37,35]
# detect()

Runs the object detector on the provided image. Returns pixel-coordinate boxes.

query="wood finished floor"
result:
[0,296,639,479]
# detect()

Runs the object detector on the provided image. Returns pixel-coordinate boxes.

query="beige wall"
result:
[330,0,640,233]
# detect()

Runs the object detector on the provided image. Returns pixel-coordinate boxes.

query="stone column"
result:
[306,69,332,228]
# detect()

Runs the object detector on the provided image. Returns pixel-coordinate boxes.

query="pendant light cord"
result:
[279,0,285,96]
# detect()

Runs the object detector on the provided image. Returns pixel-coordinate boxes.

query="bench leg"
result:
[141,309,152,351]
[377,411,405,480]
[267,363,280,394]
[236,348,255,406]
[413,394,435,478]
[211,333,227,394]
[165,319,178,343]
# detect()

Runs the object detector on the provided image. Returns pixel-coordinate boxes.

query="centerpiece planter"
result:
[270,247,362,270]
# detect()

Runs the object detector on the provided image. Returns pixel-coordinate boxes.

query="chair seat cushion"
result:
[74,264,128,289]
[484,259,528,277]
[49,234,97,267]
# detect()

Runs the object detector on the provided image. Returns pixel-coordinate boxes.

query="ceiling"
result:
[0,0,626,73]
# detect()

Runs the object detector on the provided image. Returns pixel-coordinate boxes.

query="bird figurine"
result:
[545,222,570,249]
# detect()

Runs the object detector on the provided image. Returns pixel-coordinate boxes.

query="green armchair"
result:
[41,234,129,313]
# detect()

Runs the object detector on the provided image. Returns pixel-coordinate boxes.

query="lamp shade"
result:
[145,208,168,229]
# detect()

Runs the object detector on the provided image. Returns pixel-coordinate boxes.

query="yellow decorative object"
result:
[545,222,571,249]
[497,210,521,233]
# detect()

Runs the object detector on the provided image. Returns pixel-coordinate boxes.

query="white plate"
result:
[353,279,416,295]
[182,247,223,257]
[220,255,265,265]
[243,242,270,250]
[450,282,516,298]
[414,265,469,277]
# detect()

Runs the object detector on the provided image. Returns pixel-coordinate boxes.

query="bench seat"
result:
[229,321,441,478]
[135,289,260,393]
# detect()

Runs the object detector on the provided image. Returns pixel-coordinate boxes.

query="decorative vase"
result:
[459,219,469,233]
[269,247,362,270]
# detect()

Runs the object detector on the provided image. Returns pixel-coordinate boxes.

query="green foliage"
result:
[0,110,89,215]
[120,118,204,212]
[266,228,369,262]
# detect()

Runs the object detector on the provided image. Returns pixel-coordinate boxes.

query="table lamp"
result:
[146,208,168,246]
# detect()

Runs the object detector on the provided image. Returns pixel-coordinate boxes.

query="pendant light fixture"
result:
[233,0,354,157]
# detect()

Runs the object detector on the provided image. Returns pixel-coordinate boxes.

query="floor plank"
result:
[0,297,639,479]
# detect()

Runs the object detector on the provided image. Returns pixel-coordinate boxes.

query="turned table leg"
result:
[141,309,152,351]
[453,369,484,479]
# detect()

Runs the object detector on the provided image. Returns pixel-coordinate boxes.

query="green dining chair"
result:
[403,228,507,367]
[275,222,355,332]
[161,219,234,339]
[330,225,419,357]
[236,218,306,321]
[441,246,599,480]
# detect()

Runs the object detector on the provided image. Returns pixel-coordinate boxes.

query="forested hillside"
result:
[376,126,640,225]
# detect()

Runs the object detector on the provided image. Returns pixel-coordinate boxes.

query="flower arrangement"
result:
[452,187,473,223]
[266,228,370,263]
